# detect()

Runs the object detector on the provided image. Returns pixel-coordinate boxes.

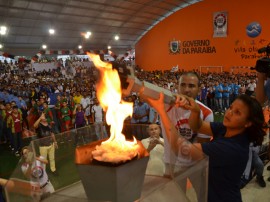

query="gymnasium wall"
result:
[135,0,270,72]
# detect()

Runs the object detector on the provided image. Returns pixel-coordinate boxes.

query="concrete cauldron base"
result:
[75,139,149,202]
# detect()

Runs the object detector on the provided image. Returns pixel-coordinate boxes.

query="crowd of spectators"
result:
[135,67,258,114]
[0,58,263,158]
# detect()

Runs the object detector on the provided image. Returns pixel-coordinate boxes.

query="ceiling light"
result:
[0,44,3,49]
[107,46,111,49]
[42,44,47,49]
[85,31,91,39]
[78,45,82,49]
[114,35,119,40]
[0,26,7,35]
[49,29,55,35]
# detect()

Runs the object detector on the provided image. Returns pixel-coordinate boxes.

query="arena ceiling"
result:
[0,0,202,57]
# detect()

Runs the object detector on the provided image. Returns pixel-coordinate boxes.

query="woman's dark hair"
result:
[237,94,266,146]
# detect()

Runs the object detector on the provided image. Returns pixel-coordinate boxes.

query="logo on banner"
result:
[214,13,227,28]
[213,11,228,38]
[169,39,181,54]
[246,22,262,38]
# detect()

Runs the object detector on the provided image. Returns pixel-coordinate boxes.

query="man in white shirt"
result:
[80,92,90,112]
[160,72,213,202]
[91,99,107,139]
[246,79,256,96]
[141,124,164,176]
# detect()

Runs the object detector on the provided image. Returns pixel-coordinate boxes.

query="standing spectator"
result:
[34,112,58,175]
[222,82,231,110]
[246,80,256,96]
[148,107,159,124]
[60,100,72,132]
[198,83,208,106]
[133,97,150,124]
[80,92,90,113]
[27,99,39,131]
[133,96,150,139]
[73,104,88,129]
[206,83,214,109]
[53,95,62,134]
[227,80,234,105]
[43,102,55,128]
[0,103,6,144]
[73,91,82,105]
[73,104,88,145]
[29,87,38,101]
[7,106,23,156]
[232,80,240,102]
[239,82,246,95]
[85,92,93,123]
[67,93,75,112]
[91,99,107,139]
[18,96,28,129]
[3,102,13,149]
[213,81,223,114]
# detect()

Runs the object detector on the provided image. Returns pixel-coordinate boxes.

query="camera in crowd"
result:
[251,44,270,77]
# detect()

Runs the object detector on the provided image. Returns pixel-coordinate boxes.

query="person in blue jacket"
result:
[0,185,4,202]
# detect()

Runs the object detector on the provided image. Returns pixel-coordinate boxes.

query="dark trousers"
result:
[13,132,22,152]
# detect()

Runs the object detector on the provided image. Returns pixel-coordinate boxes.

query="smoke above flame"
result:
[87,53,139,163]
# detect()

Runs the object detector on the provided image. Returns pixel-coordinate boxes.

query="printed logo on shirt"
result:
[31,166,44,179]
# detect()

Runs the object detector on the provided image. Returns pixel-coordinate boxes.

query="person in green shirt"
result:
[43,102,54,128]
[60,100,71,132]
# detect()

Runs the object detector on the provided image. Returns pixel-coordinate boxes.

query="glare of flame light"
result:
[87,53,138,163]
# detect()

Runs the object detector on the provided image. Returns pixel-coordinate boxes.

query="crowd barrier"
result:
[4,123,209,202]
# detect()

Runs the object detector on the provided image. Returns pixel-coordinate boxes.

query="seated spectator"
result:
[141,123,164,176]
[241,143,266,188]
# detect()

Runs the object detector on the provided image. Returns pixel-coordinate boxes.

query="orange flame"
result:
[87,53,139,163]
